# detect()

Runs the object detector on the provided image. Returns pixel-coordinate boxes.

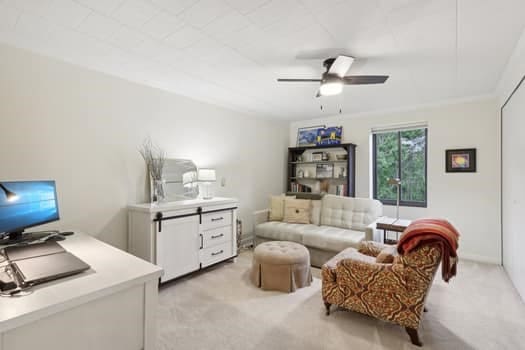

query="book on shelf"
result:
[290,183,312,193]
[335,184,347,196]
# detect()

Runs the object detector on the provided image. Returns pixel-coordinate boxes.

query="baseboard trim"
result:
[461,253,501,265]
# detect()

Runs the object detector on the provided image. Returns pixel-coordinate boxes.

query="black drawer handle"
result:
[211,217,224,222]
[211,233,224,239]
[211,250,224,256]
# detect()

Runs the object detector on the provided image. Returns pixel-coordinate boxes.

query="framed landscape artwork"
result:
[446,148,476,173]
[296,125,325,146]
[318,126,343,145]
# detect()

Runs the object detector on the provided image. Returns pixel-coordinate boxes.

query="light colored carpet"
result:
[157,250,525,350]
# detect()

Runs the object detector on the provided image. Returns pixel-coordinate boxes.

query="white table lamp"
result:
[198,168,216,199]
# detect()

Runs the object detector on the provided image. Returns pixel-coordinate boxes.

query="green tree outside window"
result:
[373,128,427,207]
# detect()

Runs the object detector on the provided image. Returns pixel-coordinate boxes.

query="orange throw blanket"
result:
[398,218,460,282]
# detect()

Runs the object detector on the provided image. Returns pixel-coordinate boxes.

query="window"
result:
[373,128,427,207]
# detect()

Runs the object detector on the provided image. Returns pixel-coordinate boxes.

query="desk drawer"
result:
[202,210,232,230]
[202,226,232,248]
[200,242,233,268]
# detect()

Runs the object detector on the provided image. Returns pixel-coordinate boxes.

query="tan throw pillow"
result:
[269,195,295,221]
[283,198,311,224]
[376,246,398,264]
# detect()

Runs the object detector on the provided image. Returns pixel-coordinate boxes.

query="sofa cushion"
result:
[320,195,382,230]
[310,200,322,225]
[302,226,365,252]
[255,222,320,243]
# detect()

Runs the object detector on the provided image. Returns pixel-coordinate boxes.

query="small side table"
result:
[376,217,412,244]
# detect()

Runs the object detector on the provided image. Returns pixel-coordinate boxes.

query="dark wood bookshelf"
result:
[289,177,348,180]
[286,192,325,200]
[289,160,348,165]
[287,143,356,197]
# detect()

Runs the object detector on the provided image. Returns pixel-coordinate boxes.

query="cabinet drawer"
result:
[200,242,233,268]
[202,226,232,248]
[201,210,232,230]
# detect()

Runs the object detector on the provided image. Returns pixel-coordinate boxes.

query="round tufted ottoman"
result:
[251,241,312,293]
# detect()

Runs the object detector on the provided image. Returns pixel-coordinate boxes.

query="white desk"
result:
[0,233,163,350]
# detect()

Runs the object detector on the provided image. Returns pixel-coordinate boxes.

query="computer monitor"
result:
[0,180,60,243]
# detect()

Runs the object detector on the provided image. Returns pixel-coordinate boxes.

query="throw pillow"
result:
[376,246,398,264]
[269,195,295,221]
[283,198,311,224]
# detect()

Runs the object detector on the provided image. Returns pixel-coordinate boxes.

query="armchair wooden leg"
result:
[324,302,331,316]
[405,327,422,347]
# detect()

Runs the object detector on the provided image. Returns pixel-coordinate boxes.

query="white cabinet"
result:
[128,197,238,283]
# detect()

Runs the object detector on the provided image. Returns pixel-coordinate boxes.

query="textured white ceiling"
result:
[0,0,524,119]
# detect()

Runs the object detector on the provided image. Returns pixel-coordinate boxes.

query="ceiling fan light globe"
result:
[7,194,19,202]
[319,81,343,96]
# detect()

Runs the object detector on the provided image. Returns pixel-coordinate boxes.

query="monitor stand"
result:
[0,230,58,245]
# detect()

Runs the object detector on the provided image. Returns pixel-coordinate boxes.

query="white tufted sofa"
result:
[253,195,383,267]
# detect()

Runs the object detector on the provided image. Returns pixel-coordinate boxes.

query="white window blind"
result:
[371,121,428,134]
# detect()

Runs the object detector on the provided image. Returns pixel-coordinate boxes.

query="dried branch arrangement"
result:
[139,137,166,181]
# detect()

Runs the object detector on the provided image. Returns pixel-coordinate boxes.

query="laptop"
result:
[4,241,65,261]
[10,252,90,286]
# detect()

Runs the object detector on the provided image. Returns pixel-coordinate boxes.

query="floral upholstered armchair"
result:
[321,241,442,346]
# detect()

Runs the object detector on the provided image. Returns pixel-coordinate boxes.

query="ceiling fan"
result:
[277,55,388,97]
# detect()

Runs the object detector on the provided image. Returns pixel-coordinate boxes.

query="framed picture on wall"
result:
[317,126,343,145]
[446,148,477,172]
[296,125,325,146]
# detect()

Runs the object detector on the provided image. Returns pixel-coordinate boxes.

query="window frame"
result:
[372,128,428,208]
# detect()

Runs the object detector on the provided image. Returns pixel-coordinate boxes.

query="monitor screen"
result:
[0,181,60,234]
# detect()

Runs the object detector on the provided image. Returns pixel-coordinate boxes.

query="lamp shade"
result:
[198,169,216,182]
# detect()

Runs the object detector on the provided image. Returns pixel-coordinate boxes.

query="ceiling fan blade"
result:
[342,75,389,85]
[295,48,348,60]
[328,55,354,77]
[277,78,322,82]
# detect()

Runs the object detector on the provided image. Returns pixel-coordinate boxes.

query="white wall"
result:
[501,85,525,300]
[290,97,501,264]
[497,27,525,105]
[0,43,288,250]
[498,27,525,300]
